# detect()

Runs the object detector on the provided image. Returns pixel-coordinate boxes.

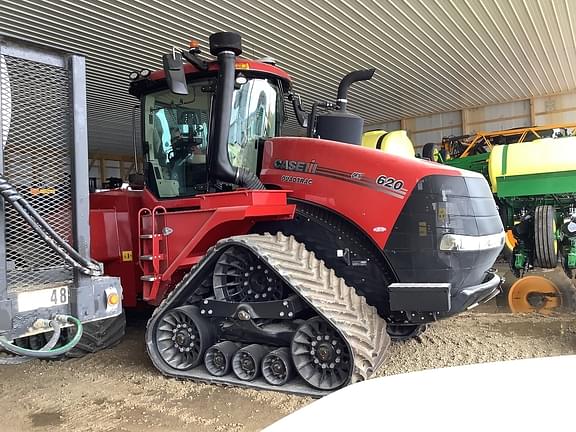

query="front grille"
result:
[384,175,503,290]
[1,54,73,290]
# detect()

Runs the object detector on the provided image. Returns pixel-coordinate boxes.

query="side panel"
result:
[259,137,466,248]
[90,191,143,308]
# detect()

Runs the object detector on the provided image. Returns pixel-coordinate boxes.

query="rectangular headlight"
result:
[439,232,505,251]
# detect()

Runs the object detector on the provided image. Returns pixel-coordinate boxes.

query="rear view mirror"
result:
[162,52,188,95]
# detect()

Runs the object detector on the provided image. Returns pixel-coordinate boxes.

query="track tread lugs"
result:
[229,233,390,384]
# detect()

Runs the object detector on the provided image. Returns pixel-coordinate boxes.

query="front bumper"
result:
[0,275,123,340]
[388,271,502,324]
[441,271,501,317]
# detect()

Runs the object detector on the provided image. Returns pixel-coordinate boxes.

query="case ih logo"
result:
[274,159,318,174]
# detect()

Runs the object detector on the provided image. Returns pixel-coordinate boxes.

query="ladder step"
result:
[140,234,154,239]
[140,254,165,261]
[141,275,158,282]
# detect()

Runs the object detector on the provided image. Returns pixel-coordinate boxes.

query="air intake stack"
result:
[315,68,375,145]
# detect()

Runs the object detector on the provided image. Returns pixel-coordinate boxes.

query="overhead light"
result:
[140,68,151,77]
[235,73,247,85]
[128,71,139,80]
[258,56,276,65]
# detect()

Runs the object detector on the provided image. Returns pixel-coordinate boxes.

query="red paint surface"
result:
[260,137,468,248]
[90,189,294,306]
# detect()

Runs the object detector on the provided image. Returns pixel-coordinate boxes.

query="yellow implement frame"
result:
[443,123,576,159]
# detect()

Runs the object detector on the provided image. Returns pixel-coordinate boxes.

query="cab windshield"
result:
[143,77,282,198]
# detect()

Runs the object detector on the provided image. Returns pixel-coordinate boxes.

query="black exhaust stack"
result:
[207,32,265,189]
[315,68,375,145]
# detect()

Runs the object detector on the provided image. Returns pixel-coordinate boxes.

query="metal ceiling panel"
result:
[1,0,575,155]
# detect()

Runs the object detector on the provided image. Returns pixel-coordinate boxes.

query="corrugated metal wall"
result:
[1,0,576,157]
[373,90,576,153]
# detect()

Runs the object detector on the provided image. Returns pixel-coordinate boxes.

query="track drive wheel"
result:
[213,246,284,302]
[534,205,558,268]
[291,317,352,391]
[154,305,215,370]
[507,276,561,314]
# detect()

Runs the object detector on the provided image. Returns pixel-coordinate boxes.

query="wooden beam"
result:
[99,157,105,188]
[89,152,134,162]
[529,97,535,125]
[119,160,125,180]
[462,109,469,134]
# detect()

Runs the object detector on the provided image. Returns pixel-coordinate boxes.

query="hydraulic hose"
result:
[0,315,83,359]
[0,173,101,276]
[237,168,265,190]
[0,320,62,365]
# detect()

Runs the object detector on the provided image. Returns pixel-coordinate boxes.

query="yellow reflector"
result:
[236,62,250,70]
[107,293,119,306]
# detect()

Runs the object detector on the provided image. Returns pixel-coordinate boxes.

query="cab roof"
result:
[130,58,292,97]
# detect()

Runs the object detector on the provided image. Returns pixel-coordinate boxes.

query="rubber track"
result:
[253,202,396,319]
[233,233,390,384]
[146,233,390,394]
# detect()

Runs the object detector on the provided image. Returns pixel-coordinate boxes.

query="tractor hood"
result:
[260,136,489,247]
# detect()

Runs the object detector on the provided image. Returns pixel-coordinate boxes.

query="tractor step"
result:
[145,233,390,397]
[140,254,165,261]
[141,275,159,282]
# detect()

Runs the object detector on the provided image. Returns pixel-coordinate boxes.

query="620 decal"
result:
[376,175,404,191]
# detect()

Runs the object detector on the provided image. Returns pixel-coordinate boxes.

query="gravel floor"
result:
[1,311,575,432]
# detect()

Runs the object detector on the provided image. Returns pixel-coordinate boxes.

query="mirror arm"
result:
[288,92,308,128]
[181,49,209,71]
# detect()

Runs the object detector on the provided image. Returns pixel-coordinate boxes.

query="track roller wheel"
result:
[507,276,561,314]
[387,324,426,342]
[213,247,284,302]
[232,344,268,381]
[534,205,558,268]
[262,347,293,386]
[291,317,351,391]
[154,306,215,370]
[204,341,239,377]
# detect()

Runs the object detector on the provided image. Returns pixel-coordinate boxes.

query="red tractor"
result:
[91,32,504,395]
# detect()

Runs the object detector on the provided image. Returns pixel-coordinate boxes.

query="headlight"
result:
[439,232,505,251]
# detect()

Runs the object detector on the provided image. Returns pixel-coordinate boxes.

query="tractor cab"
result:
[129,35,291,199]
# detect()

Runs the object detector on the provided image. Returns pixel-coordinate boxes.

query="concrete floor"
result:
[1,309,575,432]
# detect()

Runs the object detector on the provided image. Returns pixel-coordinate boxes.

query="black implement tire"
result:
[422,143,437,161]
[534,205,558,269]
[64,312,126,358]
[387,324,426,342]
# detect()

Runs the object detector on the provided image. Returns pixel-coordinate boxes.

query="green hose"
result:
[0,315,83,358]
